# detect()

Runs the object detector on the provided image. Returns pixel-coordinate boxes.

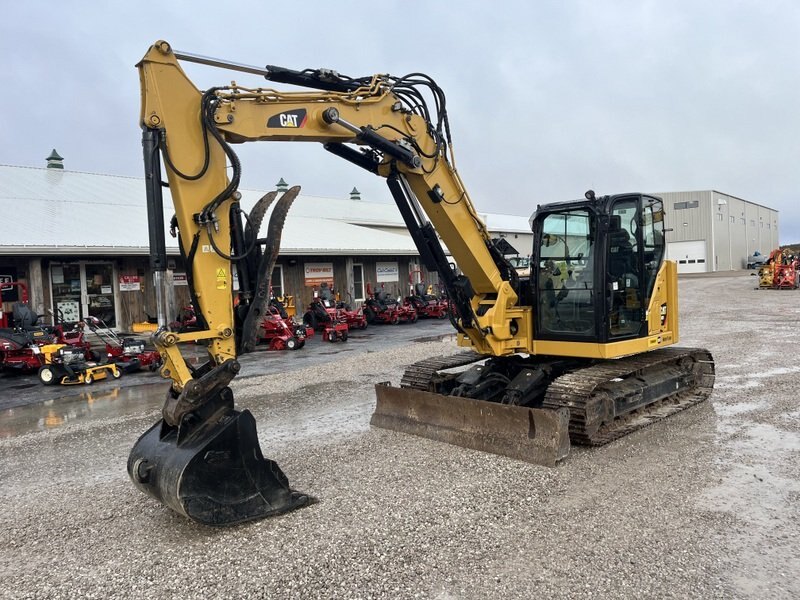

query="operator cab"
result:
[530,193,665,343]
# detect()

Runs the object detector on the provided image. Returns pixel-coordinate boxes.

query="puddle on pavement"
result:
[7,383,38,391]
[700,463,800,529]
[254,384,373,447]
[413,333,456,343]
[699,419,800,589]
[729,422,800,454]
[713,401,768,417]
[714,378,761,390]
[0,382,167,439]
[749,366,800,378]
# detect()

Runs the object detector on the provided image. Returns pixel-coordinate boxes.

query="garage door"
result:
[667,240,707,274]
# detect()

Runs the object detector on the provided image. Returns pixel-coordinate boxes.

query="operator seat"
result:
[12,303,40,330]
[319,283,334,304]
[607,214,641,335]
[608,215,634,279]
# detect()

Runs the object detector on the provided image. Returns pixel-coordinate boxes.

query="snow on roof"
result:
[0,165,527,254]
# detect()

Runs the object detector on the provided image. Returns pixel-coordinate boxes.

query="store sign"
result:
[173,273,188,287]
[304,262,334,287]
[119,275,141,292]
[0,269,19,301]
[376,261,399,282]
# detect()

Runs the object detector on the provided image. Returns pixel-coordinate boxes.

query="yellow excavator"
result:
[128,41,715,526]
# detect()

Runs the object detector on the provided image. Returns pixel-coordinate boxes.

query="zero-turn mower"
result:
[37,345,122,386]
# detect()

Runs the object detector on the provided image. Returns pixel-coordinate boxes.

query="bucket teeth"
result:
[128,398,313,526]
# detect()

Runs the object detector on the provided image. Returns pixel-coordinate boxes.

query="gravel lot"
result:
[1,273,799,599]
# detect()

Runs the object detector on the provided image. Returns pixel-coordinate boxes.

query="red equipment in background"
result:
[0,281,29,329]
[1,284,94,372]
[83,316,162,372]
[406,269,449,319]
[330,291,368,330]
[305,283,367,331]
[268,296,313,338]
[302,297,349,342]
[0,329,49,372]
[257,303,308,350]
[48,309,95,360]
[774,256,800,289]
[170,305,198,333]
[364,283,417,325]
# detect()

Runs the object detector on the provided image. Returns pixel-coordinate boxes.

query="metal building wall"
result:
[657,190,779,272]
[659,191,713,272]
[712,192,779,270]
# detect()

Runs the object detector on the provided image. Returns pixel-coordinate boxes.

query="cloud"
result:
[1,0,798,240]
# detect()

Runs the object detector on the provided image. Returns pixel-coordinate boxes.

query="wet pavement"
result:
[0,318,454,437]
[1,274,799,599]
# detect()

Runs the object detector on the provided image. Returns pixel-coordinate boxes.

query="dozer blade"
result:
[128,387,312,526]
[372,384,570,467]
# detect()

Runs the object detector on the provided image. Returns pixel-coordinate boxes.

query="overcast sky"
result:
[2,1,798,242]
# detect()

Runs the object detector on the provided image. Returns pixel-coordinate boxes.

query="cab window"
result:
[537,210,595,337]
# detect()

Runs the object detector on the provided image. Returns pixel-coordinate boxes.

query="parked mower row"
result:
[301,283,450,342]
[0,283,451,387]
[0,305,162,387]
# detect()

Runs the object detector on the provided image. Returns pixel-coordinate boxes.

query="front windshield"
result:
[537,209,595,337]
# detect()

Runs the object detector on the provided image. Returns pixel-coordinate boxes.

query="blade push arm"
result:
[139,40,531,361]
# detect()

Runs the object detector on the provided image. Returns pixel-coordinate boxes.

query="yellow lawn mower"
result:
[37,345,122,386]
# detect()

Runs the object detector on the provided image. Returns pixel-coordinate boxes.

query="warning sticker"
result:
[216,268,227,290]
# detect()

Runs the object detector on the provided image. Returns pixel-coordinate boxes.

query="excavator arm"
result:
[130,40,530,525]
[129,42,714,526]
[138,40,527,363]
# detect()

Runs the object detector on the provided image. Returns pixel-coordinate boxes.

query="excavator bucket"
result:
[128,387,311,526]
[372,384,571,467]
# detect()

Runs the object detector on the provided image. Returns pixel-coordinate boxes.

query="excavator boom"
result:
[128,41,714,525]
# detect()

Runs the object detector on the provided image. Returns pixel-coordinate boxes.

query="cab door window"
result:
[536,210,595,338]
[608,199,642,338]
[641,198,665,302]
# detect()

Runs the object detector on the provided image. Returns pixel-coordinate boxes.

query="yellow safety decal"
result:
[216,268,227,290]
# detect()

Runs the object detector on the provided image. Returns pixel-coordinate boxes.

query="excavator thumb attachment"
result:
[372,384,570,467]
[128,386,312,526]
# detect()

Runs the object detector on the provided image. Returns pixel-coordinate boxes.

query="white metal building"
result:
[656,190,780,273]
[0,162,531,330]
[3,158,778,330]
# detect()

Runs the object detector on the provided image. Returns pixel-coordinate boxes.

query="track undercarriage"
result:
[373,347,714,463]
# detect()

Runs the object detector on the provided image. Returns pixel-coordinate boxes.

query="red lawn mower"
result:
[363,283,417,325]
[406,283,449,319]
[302,294,349,342]
[0,328,51,373]
[48,308,95,360]
[257,303,308,351]
[329,291,368,330]
[407,269,449,319]
[0,292,90,372]
[83,316,162,372]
